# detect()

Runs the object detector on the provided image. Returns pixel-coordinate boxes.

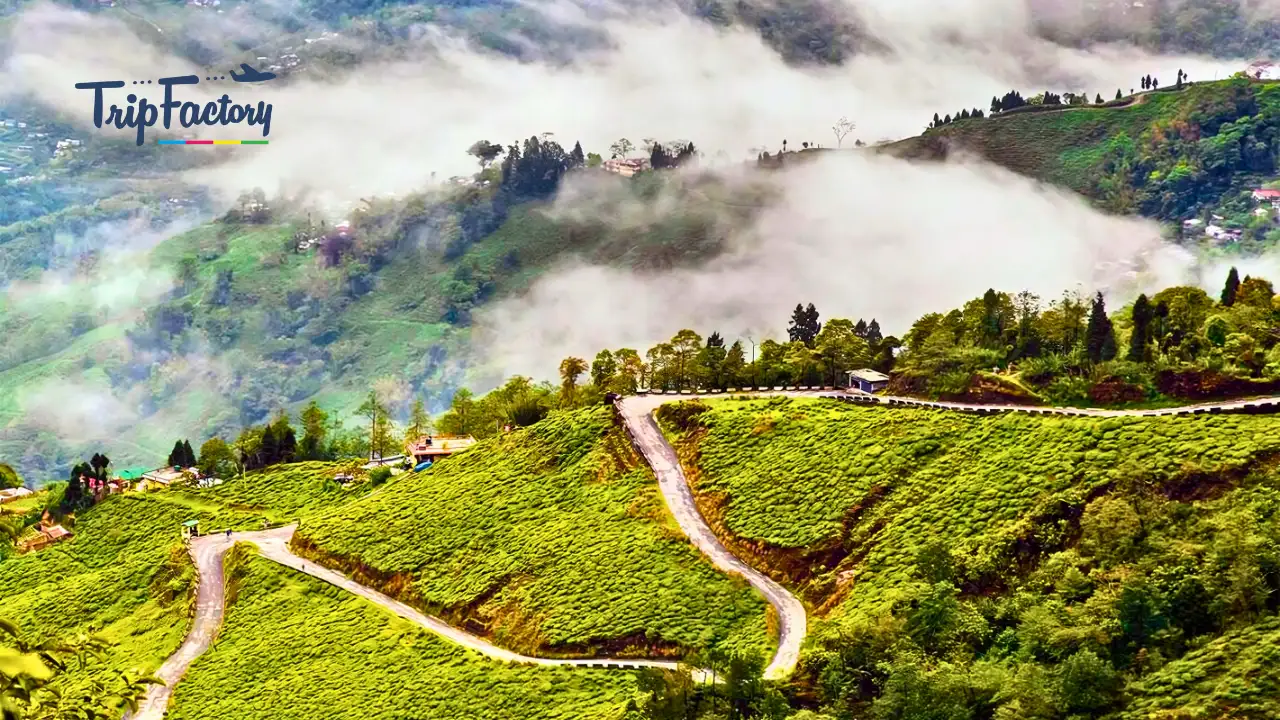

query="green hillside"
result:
[166,550,635,720]
[660,396,1280,718]
[296,406,773,661]
[885,78,1280,237]
[0,165,748,482]
[0,493,265,707]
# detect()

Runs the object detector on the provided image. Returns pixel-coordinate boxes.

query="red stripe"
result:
[186,140,213,145]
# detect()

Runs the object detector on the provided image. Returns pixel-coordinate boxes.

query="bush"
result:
[368,467,392,486]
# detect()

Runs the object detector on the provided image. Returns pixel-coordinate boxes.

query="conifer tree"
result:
[1221,266,1240,307]
[1128,294,1153,362]
[1096,93,1104,104]
[1086,292,1117,363]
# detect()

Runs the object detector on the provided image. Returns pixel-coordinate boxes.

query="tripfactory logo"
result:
[75,64,276,146]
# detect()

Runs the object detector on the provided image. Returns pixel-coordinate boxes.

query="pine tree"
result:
[1116,88,1122,100]
[1221,266,1241,306]
[1128,294,1153,362]
[167,441,183,467]
[1096,93,1104,104]
[261,424,279,467]
[854,319,868,338]
[182,440,196,467]
[866,319,883,346]
[803,303,821,347]
[570,141,585,168]
[787,304,808,343]
[1086,292,1117,363]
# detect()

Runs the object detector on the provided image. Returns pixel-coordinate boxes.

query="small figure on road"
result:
[226,529,232,538]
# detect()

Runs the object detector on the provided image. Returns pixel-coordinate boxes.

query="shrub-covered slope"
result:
[0,495,266,697]
[296,406,772,660]
[176,461,365,523]
[167,550,634,720]
[661,396,1280,719]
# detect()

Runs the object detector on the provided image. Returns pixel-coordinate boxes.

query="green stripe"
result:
[241,140,270,145]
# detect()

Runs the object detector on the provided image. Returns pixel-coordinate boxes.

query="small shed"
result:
[847,368,891,394]
[181,519,200,539]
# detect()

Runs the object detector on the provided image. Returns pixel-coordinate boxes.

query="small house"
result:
[406,435,477,465]
[1253,188,1280,202]
[0,487,32,504]
[140,466,191,491]
[181,519,200,539]
[847,369,891,394]
[601,158,650,177]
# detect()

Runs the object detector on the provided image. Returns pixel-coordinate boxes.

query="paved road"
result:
[834,390,1280,417]
[129,528,292,720]
[612,387,1280,681]
[131,526,684,720]
[132,386,1280,717]
[618,393,823,681]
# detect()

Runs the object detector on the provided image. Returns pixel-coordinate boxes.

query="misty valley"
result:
[4,1,1280,719]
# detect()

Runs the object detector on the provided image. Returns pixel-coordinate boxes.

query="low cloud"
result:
[472,151,1199,380]
[2,1,1242,211]
[19,380,139,443]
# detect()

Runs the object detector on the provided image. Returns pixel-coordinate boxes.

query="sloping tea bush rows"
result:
[0,495,264,697]
[299,406,771,658]
[676,398,1280,614]
[181,461,362,521]
[167,553,635,720]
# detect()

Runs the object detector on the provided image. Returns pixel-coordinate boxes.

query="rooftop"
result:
[848,368,891,382]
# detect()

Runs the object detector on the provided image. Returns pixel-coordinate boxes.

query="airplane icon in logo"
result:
[228,63,276,83]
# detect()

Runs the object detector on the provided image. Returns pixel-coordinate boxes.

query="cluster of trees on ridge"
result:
[925,71,1192,131]
[446,267,1280,422]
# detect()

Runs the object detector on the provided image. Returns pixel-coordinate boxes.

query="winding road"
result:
[130,525,684,720]
[132,388,1280,718]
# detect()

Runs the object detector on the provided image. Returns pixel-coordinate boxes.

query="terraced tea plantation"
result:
[660,395,1280,718]
[167,552,635,720]
[665,397,1280,610]
[0,495,266,695]
[297,406,772,660]
[178,461,365,522]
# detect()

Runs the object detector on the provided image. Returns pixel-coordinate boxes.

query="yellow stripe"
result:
[211,140,241,145]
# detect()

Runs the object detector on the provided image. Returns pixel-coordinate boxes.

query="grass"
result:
[660,397,1280,615]
[297,406,773,660]
[166,551,637,720]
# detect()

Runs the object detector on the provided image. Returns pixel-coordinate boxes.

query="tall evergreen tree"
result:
[182,440,196,467]
[787,304,807,343]
[1096,93,1104,104]
[167,441,183,467]
[1221,266,1241,307]
[866,319,883,347]
[1128,294,1153,362]
[570,141,585,168]
[1115,88,1122,100]
[803,304,821,347]
[260,424,279,467]
[854,319,868,338]
[1086,292,1117,363]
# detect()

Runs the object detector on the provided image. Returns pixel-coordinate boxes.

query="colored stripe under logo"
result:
[158,139,269,145]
